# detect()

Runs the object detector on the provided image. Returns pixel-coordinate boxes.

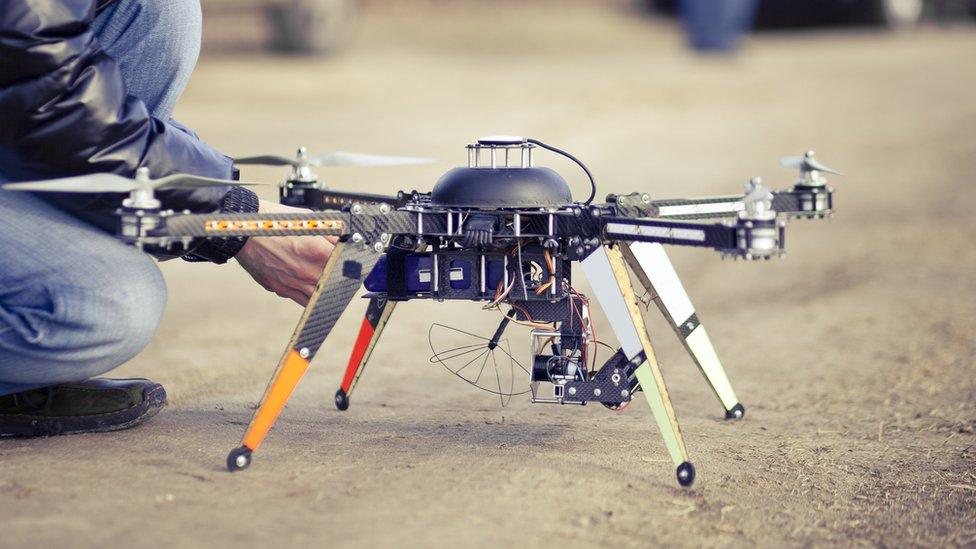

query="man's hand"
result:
[235,200,336,306]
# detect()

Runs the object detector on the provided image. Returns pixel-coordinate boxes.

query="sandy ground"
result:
[2,2,975,547]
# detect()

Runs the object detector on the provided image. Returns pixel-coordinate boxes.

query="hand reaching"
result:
[235,200,336,306]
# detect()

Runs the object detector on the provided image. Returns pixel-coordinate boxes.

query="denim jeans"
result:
[0,0,204,395]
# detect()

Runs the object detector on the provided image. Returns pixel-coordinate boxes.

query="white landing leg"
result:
[622,242,745,420]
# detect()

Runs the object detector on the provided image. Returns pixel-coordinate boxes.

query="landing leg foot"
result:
[676,461,695,487]
[725,403,745,420]
[334,388,349,411]
[227,446,252,472]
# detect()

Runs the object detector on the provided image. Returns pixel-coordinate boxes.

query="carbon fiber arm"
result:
[648,192,800,220]
[301,189,409,209]
[150,209,419,241]
[159,212,351,238]
[602,216,737,249]
[611,190,819,220]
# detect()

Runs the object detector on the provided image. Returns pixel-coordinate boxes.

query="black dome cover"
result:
[431,166,573,209]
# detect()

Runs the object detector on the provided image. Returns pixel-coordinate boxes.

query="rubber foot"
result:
[334,388,349,411]
[725,403,746,420]
[676,461,696,487]
[227,446,252,472]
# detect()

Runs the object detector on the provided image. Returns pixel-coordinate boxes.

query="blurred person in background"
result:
[0,0,333,437]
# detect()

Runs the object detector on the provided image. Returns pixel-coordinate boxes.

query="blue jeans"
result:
[0,0,203,395]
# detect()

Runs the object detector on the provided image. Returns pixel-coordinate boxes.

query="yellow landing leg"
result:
[580,245,695,486]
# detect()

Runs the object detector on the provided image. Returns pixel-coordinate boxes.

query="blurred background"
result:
[202,0,976,54]
[3,1,974,547]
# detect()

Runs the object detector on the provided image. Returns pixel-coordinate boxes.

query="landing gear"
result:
[227,243,379,472]
[725,403,746,420]
[581,246,692,486]
[622,243,743,420]
[676,462,696,487]
[334,296,397,412]
[227,446,252,472]
[334,388,349,411]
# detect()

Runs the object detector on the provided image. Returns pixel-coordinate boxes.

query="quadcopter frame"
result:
[162,159,830,486]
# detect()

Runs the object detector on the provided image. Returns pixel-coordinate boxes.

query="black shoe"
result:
[0,378,167,437]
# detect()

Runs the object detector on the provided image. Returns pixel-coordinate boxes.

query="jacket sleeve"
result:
[0,0,258,263]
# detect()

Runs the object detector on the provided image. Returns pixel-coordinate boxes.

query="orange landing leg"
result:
[227,242,379,472]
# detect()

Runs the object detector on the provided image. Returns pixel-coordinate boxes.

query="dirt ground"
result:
[2,2,975,547]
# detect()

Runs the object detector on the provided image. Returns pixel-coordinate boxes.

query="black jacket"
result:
[0,0,258,263]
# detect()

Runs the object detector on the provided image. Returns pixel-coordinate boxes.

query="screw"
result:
[352,233,364,243]
[299,347,310,358]
[379,204,391,214]
[380,233,391,243]
[594,388,602,397]
[568,387,577,396]
[641,194,651,203]
[235,455,248,468]
[621,389,629,398]
[373,242,384,252]
[352,204,363,214]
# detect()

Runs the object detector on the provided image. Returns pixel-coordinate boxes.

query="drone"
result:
[3,137,838,486]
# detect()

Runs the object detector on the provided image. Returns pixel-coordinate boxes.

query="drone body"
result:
[2,137,837,486]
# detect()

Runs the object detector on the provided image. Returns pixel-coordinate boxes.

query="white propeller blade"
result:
[780,151,842,175]
[234,149,434,168]
[2,172,258,194]
[310,151,434,167]
[234,154,299,167]
[3,173,141,193]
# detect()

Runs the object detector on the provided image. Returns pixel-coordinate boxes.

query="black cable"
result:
[526,138,598,205]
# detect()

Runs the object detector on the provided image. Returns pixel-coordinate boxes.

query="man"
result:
[0,0,334,436]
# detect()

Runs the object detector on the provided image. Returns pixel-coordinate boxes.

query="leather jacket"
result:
[0,0,258,263]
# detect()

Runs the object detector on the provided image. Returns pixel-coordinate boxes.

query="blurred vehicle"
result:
[648,0,959,28]
[754,0,923,28]
[205,0,357,54]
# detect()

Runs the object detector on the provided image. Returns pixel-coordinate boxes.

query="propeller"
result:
[1,168,257,194]
[742,177,775,218]
[780,150,842,176]
[1,167,261,211]
[235,146,434,168]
